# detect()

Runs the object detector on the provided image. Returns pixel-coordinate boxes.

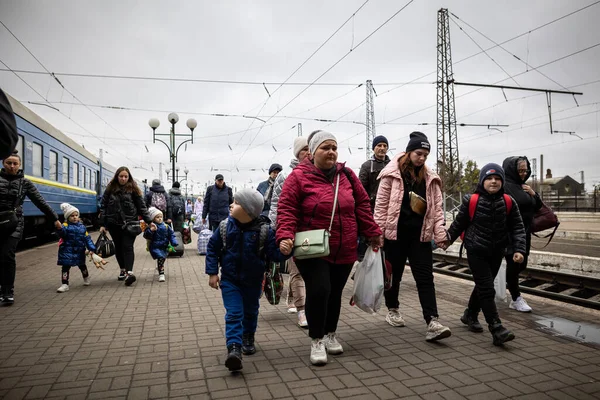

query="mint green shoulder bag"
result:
[293,174,340,260]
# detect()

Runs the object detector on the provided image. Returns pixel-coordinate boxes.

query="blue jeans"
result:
[220,279,263,346]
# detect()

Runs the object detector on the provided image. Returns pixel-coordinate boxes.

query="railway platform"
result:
[1,234,600,400]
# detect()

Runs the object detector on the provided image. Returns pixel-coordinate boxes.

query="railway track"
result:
[432,253,600,310]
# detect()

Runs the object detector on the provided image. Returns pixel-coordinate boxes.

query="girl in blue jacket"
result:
[143,207,178,282]
[56,203,96,293]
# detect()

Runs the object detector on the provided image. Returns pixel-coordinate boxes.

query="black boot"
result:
[489,320,515,346]
[225,344,243,371]
[242,333,256,355]
[460,308,483,333]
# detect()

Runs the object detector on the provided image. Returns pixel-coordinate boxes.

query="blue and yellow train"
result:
[6,93,147,238]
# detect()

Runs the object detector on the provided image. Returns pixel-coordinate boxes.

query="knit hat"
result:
[405,131,431,152]
[234,189,264,219]
[268,163,283,174]
[147,207,163,221]
[372,135,389,150]
[309,130,337,155]
[152,178,161,185]
[173,181,180,188]
[60,203,79,220]
[293,136,308,159]
[479,163,505,185]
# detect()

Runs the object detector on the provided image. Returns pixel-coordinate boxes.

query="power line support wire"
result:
[365,79,376,159]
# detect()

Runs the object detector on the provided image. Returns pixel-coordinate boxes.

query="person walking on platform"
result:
[0,151,61,304]
[144,207,178,282]
[374,132,452,342]
[206,189,292,371]
[167,181,185,233]
[276,130,382,366]
[56,203,96,293]
[145,179,171,223]
[100,166,151,286]
[257,163,283,217]
[359,135,391,212]
[502,156,543,313]
[202,174,233,231]
[446,163,526,346]
[268,136,310,328]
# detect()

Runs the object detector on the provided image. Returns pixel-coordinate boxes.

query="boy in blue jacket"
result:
[206,189,293,371]
[56,203,96,293]
[143,207,178,282]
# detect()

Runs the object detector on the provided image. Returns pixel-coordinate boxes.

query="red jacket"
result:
[276,158,382,264]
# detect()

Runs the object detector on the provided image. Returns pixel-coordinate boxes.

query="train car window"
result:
[17,135,24,168]
[91,170,97,192]
[32,142,43,177]
[49,151,58,181]
[73,162,79,186]
[62,157,69,184]
[83,167,87,188]
[87,168,91,189]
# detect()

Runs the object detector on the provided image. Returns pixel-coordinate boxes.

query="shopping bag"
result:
[182,221,192,244]
[264,261,284,305]
[351,246,384,314]
[494,259,507,302]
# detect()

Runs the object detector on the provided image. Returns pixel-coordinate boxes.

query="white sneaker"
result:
[310,339,327,365]
[287,306,297,313]
[425,317,452,342]
[297,310,308,328]
[158,274,166,282]
[57,284,69,293]
[83,277,91,286]
[509,296,532,312]
[385,308,405,327]
[323,332,343,355]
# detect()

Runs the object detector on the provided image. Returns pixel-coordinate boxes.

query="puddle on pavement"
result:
[535,316,600,346]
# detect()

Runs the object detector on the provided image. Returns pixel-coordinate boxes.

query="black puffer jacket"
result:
[448,191,526,255]
[0,169,59,239]
[100,188,150,229]
[359,155,390,210]
[502,156,542,232]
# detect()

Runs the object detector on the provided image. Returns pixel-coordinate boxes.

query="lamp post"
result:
[179,168,190,202]
[149,113,197,182]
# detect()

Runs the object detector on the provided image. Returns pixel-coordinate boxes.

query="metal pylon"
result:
[436,8,459,198]
[365,80,376,159]
[298,123,303,137]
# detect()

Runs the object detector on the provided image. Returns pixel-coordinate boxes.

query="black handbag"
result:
[119,204,142,237]
[94,232,115,258]
[0,180,22,234]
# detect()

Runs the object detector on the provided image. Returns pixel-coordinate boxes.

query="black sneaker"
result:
[225,344,243,371]
[242,333,256,355]
[489,320,515,346]
[2,290,14,306]
[460,308,484,333]
[118,270,127,281]
[124,273,136,286]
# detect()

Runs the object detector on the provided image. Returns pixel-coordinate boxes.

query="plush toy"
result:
[87,250,108,269]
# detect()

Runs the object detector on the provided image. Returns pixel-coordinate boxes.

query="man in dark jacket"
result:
[145,179,170,221]
[359,135,390,212]
[0,88,18,160]
[167,182,186,233]
[256,163,283,217]
[202,174,234,231]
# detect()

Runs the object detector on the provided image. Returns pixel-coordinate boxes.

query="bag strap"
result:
[219,219,228,250]
[531,223,560,249]
[328,174,340,232]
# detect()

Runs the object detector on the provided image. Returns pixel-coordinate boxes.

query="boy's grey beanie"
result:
[235,189,264,219]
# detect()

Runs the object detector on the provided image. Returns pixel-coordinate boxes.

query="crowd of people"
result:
[0,91,540,372]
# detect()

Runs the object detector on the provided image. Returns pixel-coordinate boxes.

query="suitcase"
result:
[169,231,185,257]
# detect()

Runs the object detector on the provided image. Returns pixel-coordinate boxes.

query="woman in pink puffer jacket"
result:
[374,132,451,342]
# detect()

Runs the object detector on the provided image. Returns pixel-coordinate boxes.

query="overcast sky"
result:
[1,0,599,194]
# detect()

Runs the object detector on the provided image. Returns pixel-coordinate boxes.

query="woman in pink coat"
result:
[374,132,451,342]
[277,130,382,366]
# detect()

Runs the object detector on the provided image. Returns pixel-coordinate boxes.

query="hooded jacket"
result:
[0,169,59,239]
[145,182,170,214]
[502,156,542,232]
[359,155,391,210]
[447,171,527,255]
[373,153,447,244]
[57,222,96,265]
[143,222,178,259]
[276,158,382,264]
[205,216,288,284]
[268,158,300,228]
[202,183,233,222]
[167,187,185,221]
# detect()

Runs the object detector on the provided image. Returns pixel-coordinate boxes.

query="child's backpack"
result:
[151,191,168,213]
[218,219,269,258]
[458,193,512,259]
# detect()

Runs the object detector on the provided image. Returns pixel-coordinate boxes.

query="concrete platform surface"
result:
[1,233,600,400]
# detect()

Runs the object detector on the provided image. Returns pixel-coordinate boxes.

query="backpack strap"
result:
[258,223,269,258]
[503,194,513,215]
[219,219,228,250]
[468,193,479,221]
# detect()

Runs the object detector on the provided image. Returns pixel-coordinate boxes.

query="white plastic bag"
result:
[494,259,507,302]
[352,246,384,314]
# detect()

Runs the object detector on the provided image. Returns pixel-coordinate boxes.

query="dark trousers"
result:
[209,220,221,232]
[157,258,165,274]
[467,250,503,324]
[383,236,438,324]
[296,259,353,339]
[0,236,20,295]
[505,233,531,301]
[107,227,137,272]
[61,265,89,284]
[220,279,263,347]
